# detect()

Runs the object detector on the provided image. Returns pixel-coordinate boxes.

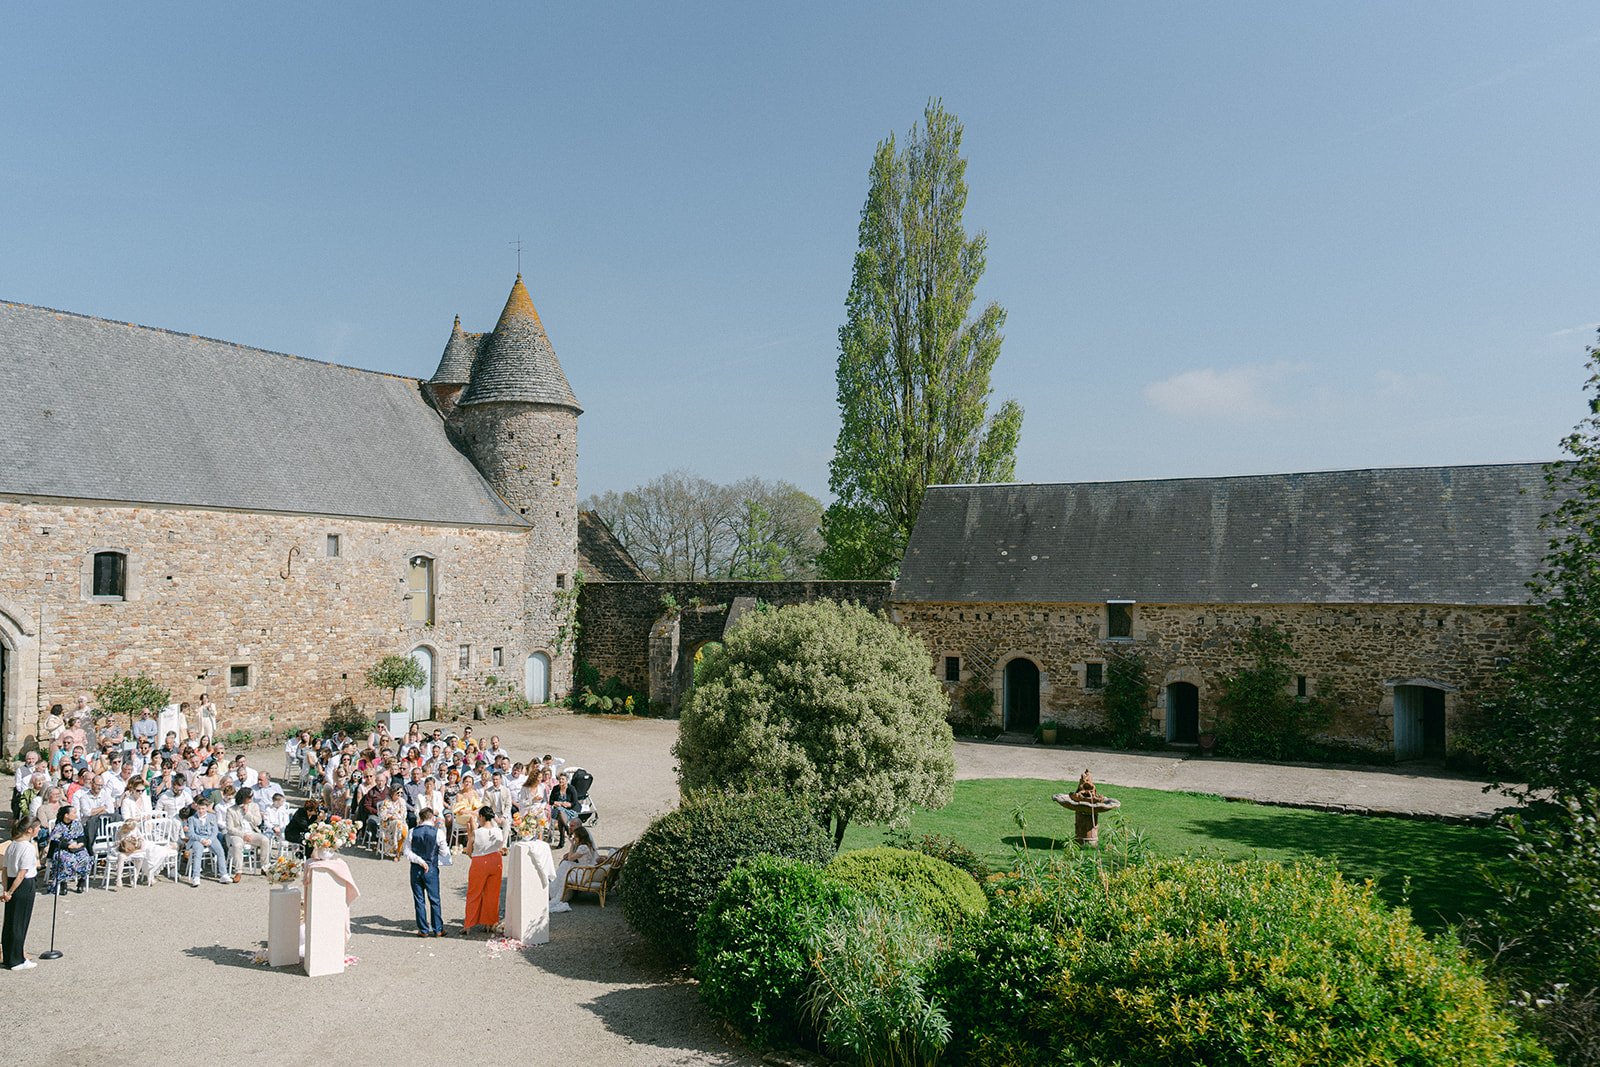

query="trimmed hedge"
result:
[622,789,835,964]
[696,857,860,1048]
[936,857,1550,1067]
[825,847,987,934]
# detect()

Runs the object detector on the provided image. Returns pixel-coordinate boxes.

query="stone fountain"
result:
[1052,768,1120,846]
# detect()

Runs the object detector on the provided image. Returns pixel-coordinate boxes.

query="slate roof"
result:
[578,510,646,581]
[897,464,1561,606]
[457,276,581,411]
[430,316,486,385]
[0,300,527,527]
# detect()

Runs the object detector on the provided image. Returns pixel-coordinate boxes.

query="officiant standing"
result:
[404,807,447,937]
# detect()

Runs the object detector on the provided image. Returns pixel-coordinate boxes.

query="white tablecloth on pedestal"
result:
[506,840,556,945]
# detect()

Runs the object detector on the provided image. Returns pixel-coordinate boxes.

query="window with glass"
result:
[92,551,126,599]
[408,556,435,624]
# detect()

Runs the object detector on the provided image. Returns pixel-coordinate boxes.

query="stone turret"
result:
[452,275,581,696]
[426,314,483,420]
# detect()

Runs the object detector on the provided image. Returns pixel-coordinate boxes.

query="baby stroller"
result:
[566,767,599,828]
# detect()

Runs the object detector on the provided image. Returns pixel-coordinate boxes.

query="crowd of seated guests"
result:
[11,699,587,894]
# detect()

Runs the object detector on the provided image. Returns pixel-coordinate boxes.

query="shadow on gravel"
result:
[352,912,424,939]
[181,943,263,969]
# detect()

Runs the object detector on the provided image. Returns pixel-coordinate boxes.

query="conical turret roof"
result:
[429,315,483,385]
[457,275,581,411]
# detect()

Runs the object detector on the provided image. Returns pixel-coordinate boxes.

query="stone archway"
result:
[0,597,39,756]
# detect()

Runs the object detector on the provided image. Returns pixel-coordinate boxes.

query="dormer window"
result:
[1106,601,1134,639]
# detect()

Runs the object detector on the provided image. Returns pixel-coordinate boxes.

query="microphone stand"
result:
[39,879,63,960]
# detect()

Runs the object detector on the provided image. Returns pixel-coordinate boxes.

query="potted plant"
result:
[364,654,427,733]
[1040,718,1060,745]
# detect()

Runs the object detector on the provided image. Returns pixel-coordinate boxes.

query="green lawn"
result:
[840,777,1510,934]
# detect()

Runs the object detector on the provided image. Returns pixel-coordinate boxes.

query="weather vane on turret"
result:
[510,235,524,275]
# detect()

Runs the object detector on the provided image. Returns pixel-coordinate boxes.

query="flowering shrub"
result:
[935,857,1549,1067]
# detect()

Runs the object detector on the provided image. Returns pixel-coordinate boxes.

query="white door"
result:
[407,647,434,723]
[525,652,550,704]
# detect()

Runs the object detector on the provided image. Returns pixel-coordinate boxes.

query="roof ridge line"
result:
[0,298,423,384]
[927,461,1560,490]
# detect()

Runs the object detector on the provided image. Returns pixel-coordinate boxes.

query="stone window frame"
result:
[326,533,342,558]
[1083,660,1105,691]
[492,647,504,669]
[458,644,471,670]
[404,551,438,628]
[228,662,255,692]
[938,652,962,685]
[82,546,141,603]
[1104,600,1136,641]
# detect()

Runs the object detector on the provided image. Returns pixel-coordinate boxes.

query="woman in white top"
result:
[548,823,599,913]
[463,806,506,935]
[2,817,40,969]
[119,780,153,824]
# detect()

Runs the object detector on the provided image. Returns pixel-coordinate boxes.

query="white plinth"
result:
[506,840,553,945]
[303,867,349,977]
[267,885,302,967]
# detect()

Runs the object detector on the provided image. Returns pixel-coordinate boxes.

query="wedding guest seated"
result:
[260,793,291,858]
[120,778,153,823]
[548,824,599,913]
[47,805,92,895]
[181,797,229,887]
[114,818,175,887]
[225,789,269,881]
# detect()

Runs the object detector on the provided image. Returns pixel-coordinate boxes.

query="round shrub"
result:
[936,857,1550,1067]
[696,856,860,1048]
[825,847,987,933]
[622,789,835,964]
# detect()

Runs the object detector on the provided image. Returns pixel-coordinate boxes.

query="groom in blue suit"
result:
[404,807,447,937]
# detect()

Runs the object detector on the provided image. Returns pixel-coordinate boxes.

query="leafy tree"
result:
[365,654,426,712]
[94,673,173,732]
[675,599,955,845]
[585,471,822,580]
[820,99,1023,579]
[1475,341,1600,800]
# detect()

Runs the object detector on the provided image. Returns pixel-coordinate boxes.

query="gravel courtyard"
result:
[23,713,1507,1063]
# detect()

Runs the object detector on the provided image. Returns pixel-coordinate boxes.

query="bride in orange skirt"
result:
[463,805,506,935]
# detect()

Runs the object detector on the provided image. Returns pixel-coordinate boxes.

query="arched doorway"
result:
[0,599,37,757]
[525,652,550,705]
[1394,684,1447,761]
[1003,658,1040,733]
[1166,682,1199,743]
[406,647,434,723]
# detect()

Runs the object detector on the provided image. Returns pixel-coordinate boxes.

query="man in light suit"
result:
[404,807,447,937]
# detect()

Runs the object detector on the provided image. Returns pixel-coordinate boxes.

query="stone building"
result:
[0,275,589,752]
[893,464,1557,759]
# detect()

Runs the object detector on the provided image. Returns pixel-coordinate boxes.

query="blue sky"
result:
[3,3,1597,499]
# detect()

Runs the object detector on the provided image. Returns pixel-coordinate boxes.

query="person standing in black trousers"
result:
[3,817,40,970]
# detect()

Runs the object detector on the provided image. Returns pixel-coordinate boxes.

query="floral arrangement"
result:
[511,808,550,841]
[304,816,358,853]
[265,854,304,885]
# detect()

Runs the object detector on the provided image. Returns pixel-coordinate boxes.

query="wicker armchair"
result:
[560,843,631,908]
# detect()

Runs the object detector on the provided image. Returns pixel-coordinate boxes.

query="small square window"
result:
[458,645,471,670]
[229,664,251,689]
[492,647,504,668]
[943,656,960,683]
[1106,602,1134,639]
[1086,662,1104,690]
[555,573,567,590]
[326,534,341,558]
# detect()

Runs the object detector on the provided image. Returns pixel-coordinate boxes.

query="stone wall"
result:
[577,580,894,696]
[892,599,1529,754]
[0,498,566,750]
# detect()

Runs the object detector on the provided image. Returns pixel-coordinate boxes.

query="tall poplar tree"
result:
[819,100,1023,579]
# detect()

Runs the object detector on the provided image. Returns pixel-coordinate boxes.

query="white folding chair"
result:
[93,820,124,889]
[145,817,182,882]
